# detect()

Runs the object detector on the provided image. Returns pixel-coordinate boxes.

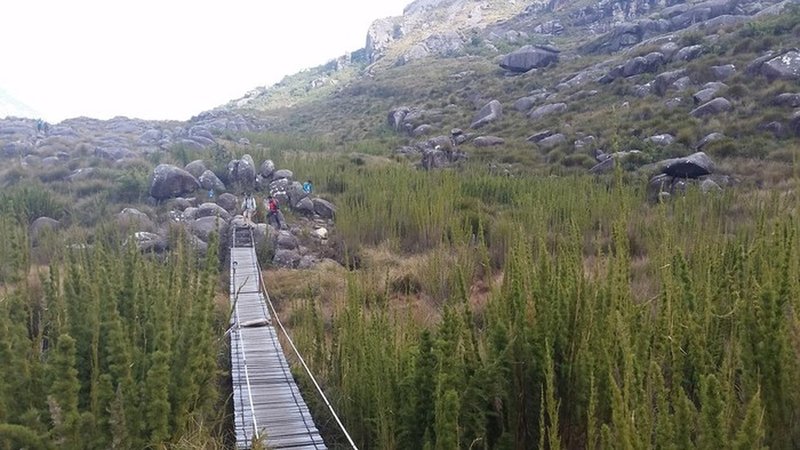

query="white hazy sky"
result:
[0,0,410,122]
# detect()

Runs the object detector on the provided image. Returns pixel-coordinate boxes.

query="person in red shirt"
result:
[266,195,282,229]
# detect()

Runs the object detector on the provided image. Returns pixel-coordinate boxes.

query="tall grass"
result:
[0,228,227,448]
[285,162,799,449]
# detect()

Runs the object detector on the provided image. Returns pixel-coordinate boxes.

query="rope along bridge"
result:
[229,226,356,449]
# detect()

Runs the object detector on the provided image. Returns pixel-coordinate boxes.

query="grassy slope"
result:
[235,8,800,184]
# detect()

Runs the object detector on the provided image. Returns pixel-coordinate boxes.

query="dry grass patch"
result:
[264,259,348,324]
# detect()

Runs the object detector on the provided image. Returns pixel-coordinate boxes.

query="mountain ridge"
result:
[214,0,799,181]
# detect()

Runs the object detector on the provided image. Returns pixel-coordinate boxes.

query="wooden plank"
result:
[230,228,327,449]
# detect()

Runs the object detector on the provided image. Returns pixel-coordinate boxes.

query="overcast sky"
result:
[0,0,410,122]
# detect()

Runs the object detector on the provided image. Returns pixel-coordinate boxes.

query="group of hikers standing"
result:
[240,179,312,229]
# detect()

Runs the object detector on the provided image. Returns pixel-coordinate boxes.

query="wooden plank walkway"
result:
[230,227,327,450]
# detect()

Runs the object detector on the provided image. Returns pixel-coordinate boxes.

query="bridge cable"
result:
[253,233,360,450]
[230,234,260,443]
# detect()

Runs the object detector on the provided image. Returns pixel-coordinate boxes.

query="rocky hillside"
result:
[220,0,800,184]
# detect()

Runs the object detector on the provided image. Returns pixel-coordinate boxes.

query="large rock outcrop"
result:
[227,154,257,191]
[761,51,800,81]
[471,100,503,129]
[645,152,726,202]
[149,164,201,200]
[500,45,560,72]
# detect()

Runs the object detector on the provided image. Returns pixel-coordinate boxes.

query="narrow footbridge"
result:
[229,226,327,449]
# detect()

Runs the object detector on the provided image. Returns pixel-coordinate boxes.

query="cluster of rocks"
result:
[645,152,731,202]
[499,45,561,73]
[361,0,789,68]
[148,156,336,222]
[530,47,799,153]
[391,99,522,169]
[588,149,644,174]
[30,190,333,269]
[0,111,265,167]
[587,149,731,200]
[578,0,789,55]
[387,106,446,137]
[132,196,331,268]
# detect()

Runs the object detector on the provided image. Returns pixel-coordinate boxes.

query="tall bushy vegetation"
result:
[0,225,225,448]
[289,163,799,449]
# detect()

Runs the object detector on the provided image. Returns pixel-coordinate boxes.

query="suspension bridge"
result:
[229,226,328,449]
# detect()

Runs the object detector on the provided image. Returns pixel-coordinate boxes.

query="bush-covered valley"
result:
[3,146,798,448]
[2,0,800,448]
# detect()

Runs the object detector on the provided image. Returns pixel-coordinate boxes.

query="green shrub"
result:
[561,153,596,168]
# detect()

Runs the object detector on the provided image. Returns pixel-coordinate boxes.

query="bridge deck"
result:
[230,228,326,449]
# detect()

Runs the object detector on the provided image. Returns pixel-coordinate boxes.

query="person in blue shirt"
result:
[303,179,313,194]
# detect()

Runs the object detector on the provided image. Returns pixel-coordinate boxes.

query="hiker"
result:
[303,179,313,194]
[241,193,256,223]
[266,195,282,229]
[208,188,215,199]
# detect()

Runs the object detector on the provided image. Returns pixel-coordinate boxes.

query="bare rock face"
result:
[286,181,308,208]
[294,197,316,215]
[412,124,434,136]
[696,132,726,149]
[527,129,554,143]
[710,64,736,80]
[579,23,647,54]
[227,154,256,191]
[654,69,688,96]
[674,44,704,61]
[388,106,411,131]
[397,30,464,65]
[656,151,716,178]
[514,92,550,112]
[117,208,154,230]
[645,152,727,202]
[149,164,201,200]
[538,133,567,149]
[260,159,276,178]
[692,82,727,105]
[216,193,238,213]
[690,97,732,117]
[128,231,168,254]
[773,93,800,107]
[421,146,467,169]
[276,231,299,250]
[471,100,503,129]
[645,134,675,146]
[196,203,232,221]
[761,51,800,81]
[273,169,294,180]
[622,52,665,77]
[500,45,560,72]
[472,136,505,147]
[386,106,442,134]
[273,249,301,268]
[184,160,208,179]
[529,103,568,121]
[199,170,225,192]
[366,17,404,63]
[190,216,228,242]
[312,198,336,219]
